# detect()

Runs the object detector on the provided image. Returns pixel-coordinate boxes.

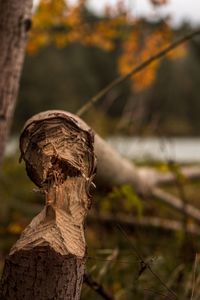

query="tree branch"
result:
[152,187,200,224]
[84,272,115,300]
[77,29,200,117]
[87,213,200,236]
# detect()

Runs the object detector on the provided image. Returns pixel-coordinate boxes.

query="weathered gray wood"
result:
[0,0,32,167]
[0,111,96,300]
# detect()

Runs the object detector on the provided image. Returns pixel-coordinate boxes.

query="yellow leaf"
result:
[7,223,23,235]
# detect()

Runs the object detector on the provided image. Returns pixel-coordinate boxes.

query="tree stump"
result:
[0,110,96,300]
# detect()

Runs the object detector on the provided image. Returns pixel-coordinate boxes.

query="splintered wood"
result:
[0,110,96,300]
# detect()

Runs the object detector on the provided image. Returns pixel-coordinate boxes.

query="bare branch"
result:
[84,272,115,300]
[147,166,200,186]
[152,187,200,224]
[77,29,200,117]
[88,213,200,236]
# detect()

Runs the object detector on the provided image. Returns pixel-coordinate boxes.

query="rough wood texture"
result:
[0,247,85,300]
[0,111,96,300]
[0,0,32,167]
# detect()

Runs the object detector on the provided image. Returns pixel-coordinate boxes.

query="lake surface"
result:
[6,136,200,163]
[107,136,200,162]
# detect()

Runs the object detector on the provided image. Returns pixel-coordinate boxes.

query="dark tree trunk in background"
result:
[0,111,96,300]
[0,0,32,167]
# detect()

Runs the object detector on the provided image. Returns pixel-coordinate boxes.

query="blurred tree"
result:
[150,0,168,6]
[28,0,186,93]
[0,0,32,167]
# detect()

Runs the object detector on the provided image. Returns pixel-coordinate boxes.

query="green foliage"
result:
[101,184,143,217]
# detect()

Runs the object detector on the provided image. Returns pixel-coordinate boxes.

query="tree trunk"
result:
[0,0,32,167]
[0,111,96,300]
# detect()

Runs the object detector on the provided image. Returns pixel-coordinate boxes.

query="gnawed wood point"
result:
[0,110,96,300]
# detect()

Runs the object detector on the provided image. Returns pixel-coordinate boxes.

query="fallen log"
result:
[95,135,200,193]
[0,111,96,300]
[94,134,200,223]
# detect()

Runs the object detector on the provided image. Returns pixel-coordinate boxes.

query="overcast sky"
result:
[34,0,200,27]
[67,0,200,26]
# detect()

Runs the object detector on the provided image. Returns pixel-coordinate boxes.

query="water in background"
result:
[107,136,200,163]
[6,136,200,163]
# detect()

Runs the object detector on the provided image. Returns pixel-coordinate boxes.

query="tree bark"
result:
[0,0,32,167]
[0,111,96,300]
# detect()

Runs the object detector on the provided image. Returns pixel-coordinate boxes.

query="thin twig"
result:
[77,29,200,117]
[167,264,185,290]
[167,161,189,236]
[84,272,115,300]
[144,288,174,299]
[98,248,119,281]
[152,187,200,224]
[87,213,200,236]
[147,264,178,299]
[116,224,178,299]
[190,254,198,300]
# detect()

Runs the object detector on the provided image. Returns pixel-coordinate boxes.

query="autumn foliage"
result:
[28,0,186,92]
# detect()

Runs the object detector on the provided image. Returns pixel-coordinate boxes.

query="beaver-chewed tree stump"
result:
[0,110,96,300]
